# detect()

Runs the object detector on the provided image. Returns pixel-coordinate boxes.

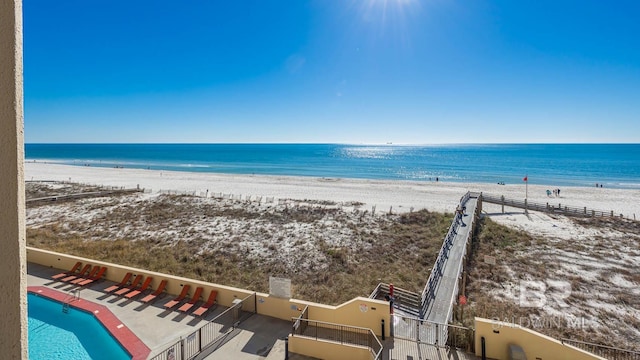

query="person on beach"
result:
[546,189,552,197]
[557,188,561,197]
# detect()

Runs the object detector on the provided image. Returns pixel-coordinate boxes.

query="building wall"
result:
[0,0,27,358]
[474,317,606,360]
[288,336,372,360]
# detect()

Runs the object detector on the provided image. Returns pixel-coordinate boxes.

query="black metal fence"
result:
[150,293,256,360]
[291,318,383,359]
[561,339,640,360]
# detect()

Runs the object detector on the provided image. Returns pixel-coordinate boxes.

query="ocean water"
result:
[25,143,640,189]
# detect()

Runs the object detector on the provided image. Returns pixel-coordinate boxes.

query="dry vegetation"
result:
[27,182,639,349]
[460,216,640,351]
[26,182,452,305]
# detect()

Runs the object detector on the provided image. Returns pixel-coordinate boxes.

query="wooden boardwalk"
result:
[423,196,478,324]
[27,188,142,204]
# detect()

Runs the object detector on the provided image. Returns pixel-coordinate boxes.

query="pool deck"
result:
[29,262,478,360]
[27,262,295,360]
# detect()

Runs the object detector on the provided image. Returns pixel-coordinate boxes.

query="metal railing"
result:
[392,314,474,350]
[481,193,631,219]
[150,292,256,360]
[291,318,383,360]
[561,339,640,360]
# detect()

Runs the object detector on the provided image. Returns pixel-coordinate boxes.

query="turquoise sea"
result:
[25,144,640,189]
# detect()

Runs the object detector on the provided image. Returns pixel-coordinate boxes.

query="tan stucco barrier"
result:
[289,335,372,360]
[475,317,606,360]
[28,247,389,336]
[257,295,390,337]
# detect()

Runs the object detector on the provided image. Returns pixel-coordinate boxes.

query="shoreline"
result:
[25,154,640,191]
[25,162,640,217]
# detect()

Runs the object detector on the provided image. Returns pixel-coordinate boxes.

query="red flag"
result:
[523,176,528,182]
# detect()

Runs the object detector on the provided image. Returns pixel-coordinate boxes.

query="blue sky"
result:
[24,0,640,143]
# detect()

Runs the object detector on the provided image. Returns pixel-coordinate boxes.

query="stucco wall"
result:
[289,336,372,360]
[0,0,27,358]
[28,247,390,337]
[475,317,606,360]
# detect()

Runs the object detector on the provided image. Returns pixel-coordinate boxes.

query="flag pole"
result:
[525,174,528,200]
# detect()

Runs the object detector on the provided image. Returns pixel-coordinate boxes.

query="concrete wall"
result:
[0,0,27,358]
[257,295,390,337]
[289,336,372,360]
[28,247,390,336]
[28,247,254,307]
[475,317,606,360]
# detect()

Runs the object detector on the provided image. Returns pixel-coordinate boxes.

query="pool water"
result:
[28,293,131,360]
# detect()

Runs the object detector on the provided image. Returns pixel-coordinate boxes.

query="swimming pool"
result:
[28,293,131,360]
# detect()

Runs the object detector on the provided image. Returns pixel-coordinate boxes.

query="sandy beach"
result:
[24,162,640,348]
[25,162,640,219]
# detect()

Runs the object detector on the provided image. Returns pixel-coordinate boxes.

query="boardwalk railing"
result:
[291,318,383,360]
[481,193,631,220]
[369,283,421,317]
[561,339,640,360]
[420,192,478,319]
[150,293,256,360]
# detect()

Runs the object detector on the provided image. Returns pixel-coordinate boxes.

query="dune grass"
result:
[459,216,640,351]
[27,184,452,305]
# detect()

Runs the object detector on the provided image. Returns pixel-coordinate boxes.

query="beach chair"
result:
[114,274,144,296]
[178,287,203,312]
[163,285,191,309]
[192,290,218,317]
[70,265,100,285]
[78,266,107,286]
[61,264,91,283]
[51,262,82,280]
[104,272,133,293]
[124,276,153,299]
[140,280,167,304]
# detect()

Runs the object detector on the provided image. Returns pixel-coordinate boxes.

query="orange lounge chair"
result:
[124,276,153,299]
[192,290,218,316]
[51,262,82,280]
[78,267,107,286]
[140,280,167,304]
[178,287,203,312]
[114,274,144,296]
[164,285,190,309]
[61,264,91,283]
[70,265,100,285]
[104,272,133,293]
